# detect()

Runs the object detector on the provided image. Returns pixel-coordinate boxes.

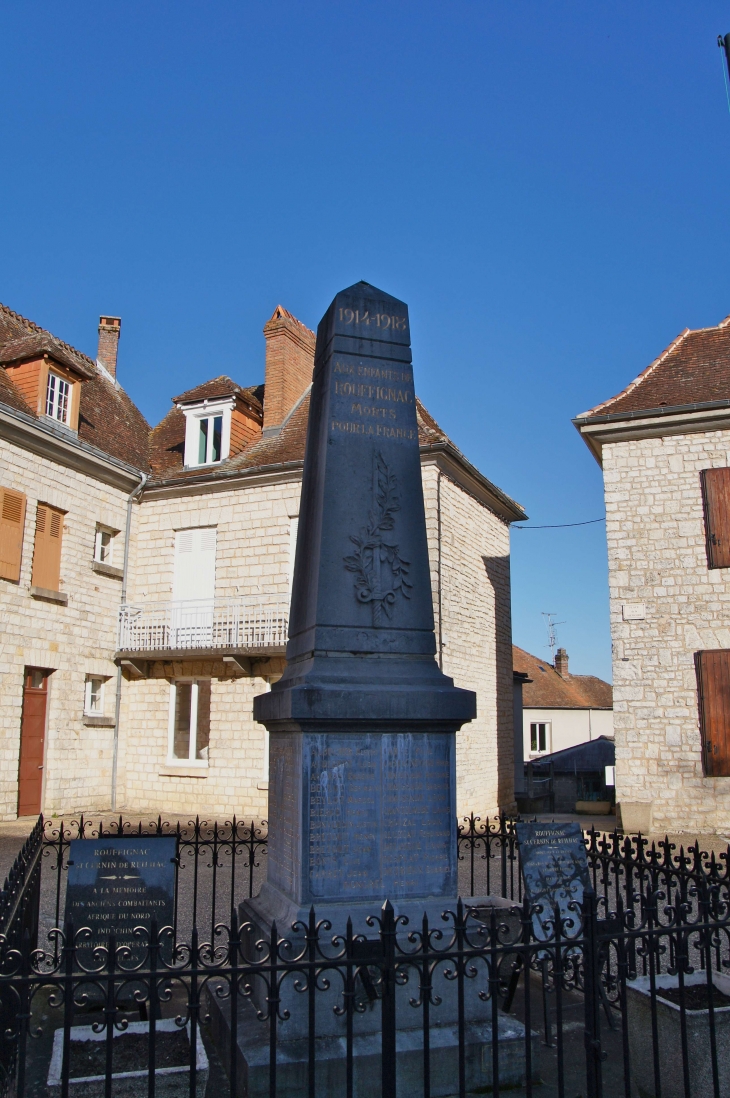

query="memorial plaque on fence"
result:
[515,821,590,940]
[64,837,176,961]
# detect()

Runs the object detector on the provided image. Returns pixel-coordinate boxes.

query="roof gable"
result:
[513,645,612,709]
[577,314,730,420]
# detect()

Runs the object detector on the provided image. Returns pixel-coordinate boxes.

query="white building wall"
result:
[1,439,517,822]
[603,428,730,834]
[120,464,515,820]
[522,707,614,761]
[0,436,130,820]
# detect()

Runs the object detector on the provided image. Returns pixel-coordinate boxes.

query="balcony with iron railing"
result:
[117,597,289,659]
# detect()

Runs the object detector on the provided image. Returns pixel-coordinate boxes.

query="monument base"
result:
[207,989,538,1098]
[207,892,536,1096]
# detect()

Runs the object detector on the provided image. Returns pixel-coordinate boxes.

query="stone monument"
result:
[212,282,534,1095]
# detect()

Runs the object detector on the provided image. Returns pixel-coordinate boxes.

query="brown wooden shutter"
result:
[700,468,730,568]
[0,488,26,582]
[31,502,64,591]
[695,650,730,776]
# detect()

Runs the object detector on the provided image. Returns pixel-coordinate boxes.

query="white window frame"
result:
[84,677,105,716]
[167,679,210,767]
[45,371,71,424]
[181,400,233,468]
[94,525,117,565]
[530,721,551,755]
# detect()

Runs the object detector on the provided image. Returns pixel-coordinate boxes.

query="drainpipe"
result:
[111,472,148,810]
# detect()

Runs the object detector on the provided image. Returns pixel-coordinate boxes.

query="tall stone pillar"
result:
[252,281,475,930]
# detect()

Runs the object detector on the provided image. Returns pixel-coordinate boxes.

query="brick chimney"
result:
[555,647,570,679]
[262,306,315,435]
[97,316,121,379]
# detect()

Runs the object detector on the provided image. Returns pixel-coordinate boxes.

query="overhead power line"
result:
[513,517,606,530]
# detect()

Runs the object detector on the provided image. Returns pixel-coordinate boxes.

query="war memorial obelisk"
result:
[237,282,530,1094]
[253,281,475,922]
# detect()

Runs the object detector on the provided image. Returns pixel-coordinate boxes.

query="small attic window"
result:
[181,399,233,468]
[45,372,71,424]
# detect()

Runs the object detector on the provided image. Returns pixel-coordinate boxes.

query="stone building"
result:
[0,300,525,823]
[575,312,730,834]
[513,645,613,761]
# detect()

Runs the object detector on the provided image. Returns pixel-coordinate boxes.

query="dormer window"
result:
[181,399,234,468]
[45,372,71,424]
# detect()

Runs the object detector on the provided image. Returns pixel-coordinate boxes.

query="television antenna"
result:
[542,612,565,665]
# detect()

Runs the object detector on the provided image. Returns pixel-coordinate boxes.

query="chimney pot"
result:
[555,647,570,679]
[97,316,121,379]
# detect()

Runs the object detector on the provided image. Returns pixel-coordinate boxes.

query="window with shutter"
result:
[700,468,730,568]
[695,650,730,776]
[0,488,26,582]
[31,503,64,592]
[172,527,216,602]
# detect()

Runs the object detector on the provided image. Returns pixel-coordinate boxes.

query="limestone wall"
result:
[0,436,130,820]
[120,464,515,821]
[603,429,730,833]
[422,465,514,818]
[118,476,300,819]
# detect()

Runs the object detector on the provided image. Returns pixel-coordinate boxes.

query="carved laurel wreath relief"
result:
[344,452,412,626]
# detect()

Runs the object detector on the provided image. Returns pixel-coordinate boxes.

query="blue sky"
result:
[3,1,730,681]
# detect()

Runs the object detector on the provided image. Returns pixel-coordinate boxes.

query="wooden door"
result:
[18,668,48,816]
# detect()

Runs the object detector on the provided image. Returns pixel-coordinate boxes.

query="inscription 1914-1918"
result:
[338,308,407,330]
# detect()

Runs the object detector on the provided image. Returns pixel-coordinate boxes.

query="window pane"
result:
[198,419,208,465]
[174,683,192,758]
[211,417,222,462]
[58,379,69,422]
[539,724,547,752]
[45,373,56,416]
[87,679,102,713]
[530,723,537,751]
[96,530,112,562]
[196,680,210,760]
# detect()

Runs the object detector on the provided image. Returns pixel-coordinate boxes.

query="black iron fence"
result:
[1,814,729,1098]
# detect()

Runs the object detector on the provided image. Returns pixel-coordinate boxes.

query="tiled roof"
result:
[173,376,263,409]
[148,387,451,482]
[577,314,730,419]
[0,303,150,471]
[0,333,95,378]
[513,645,612,709]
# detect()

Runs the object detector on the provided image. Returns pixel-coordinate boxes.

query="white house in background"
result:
[513,645,613,761]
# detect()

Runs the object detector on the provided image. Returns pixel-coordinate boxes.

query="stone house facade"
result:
[0,300,525,823]
[575,313,730,834]
[513,645,613,762]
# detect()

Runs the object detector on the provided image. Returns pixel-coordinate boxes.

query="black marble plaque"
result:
[515,822,590,940]
[65,837,176,959]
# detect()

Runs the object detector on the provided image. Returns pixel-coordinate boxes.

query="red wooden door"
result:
[18,668,48,816]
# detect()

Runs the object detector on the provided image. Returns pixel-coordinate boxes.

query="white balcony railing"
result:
[118,597,289,653]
